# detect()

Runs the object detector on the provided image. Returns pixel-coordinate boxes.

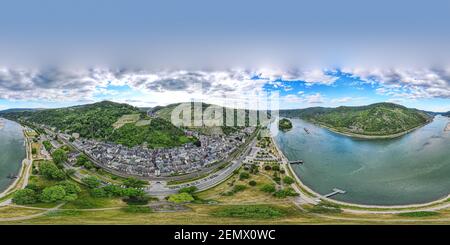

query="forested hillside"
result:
[1,101,194,148]
[280,103,431,136]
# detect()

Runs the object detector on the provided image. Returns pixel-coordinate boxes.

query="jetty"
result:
[323,188,346,198]
[7,174,17,179]
[289,160,304,165]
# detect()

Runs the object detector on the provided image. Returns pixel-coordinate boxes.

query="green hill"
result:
[1,101,194,148]
[280,103,432,137]
[443,111,450,117]
[153,102,270,135]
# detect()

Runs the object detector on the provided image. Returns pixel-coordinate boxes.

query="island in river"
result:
[278,118,293,132]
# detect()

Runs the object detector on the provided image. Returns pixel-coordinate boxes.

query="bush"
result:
[25,183,42,193]
[89,188,108,198]
[178,186,198,194]
[283,176,295,185]
[271,165,280,171]
[123,177,148,188]
[13,189,38,205]
[168,193,195,203]
[122,206,153,213]
[248,180,257,186]
[66,169,76,176]
[233,185,247,193]
[211,205,287,219]
[260,184,276,193]
[102,184,124,197]
[273,188,298,198]
[239,172,250,180]
[308,203,342,214]
[398,211,439,217]
[273,176,281,183]
[264,165,272,171]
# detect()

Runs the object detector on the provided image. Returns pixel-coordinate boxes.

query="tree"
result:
[39,161,66,180]
[76,154,94,169]
[32,147,37,155]
[120,188,145,198]
[239,172,250,180]
[102,184,124,197]
[81,176,101,189]
[66,169,76,176]
[123,177,147,189]
[260,184,276,193]
[59,181,81,195]
[13,189,38,205]
[168,193,194,203]
[40,186,66,203]
[248,180,257,186]
[51,148,68,167]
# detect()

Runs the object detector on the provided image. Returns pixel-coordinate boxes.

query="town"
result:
[54,127,255,178]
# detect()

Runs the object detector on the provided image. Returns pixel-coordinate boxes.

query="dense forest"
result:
[280,102,432,136]
[1,101,194,148]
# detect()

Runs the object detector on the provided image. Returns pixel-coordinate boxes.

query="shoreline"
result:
[0,124,30,198]
[313,119,432,139]
[270,132,450,212]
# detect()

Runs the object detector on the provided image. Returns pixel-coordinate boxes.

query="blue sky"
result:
[0,1,449,112]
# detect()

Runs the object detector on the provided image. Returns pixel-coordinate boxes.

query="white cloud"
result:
[342,67,450,99]
[254,68,338,86]
[331,97,353,104]
[305,93,325,104]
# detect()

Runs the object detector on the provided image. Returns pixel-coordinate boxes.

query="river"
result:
[0,118,26,193]
[273,115,450,206]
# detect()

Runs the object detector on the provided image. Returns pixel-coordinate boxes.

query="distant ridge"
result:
[0,108,41,114]
[0,100,194,149]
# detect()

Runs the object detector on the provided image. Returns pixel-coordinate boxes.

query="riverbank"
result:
[0,126,32,199]
[313,119,432,139]
[270,132,450,213]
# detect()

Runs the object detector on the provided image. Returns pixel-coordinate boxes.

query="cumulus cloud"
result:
[0,67,109,101]
[255,68,338,86]
[342,67,450,99]
[331,97,353,104]
[304,93,325,104]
